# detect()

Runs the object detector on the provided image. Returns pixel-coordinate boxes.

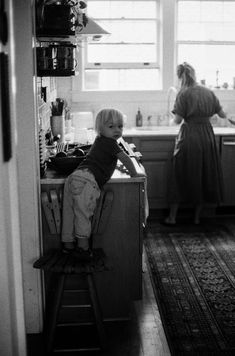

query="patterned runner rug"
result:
[144,222,235,356]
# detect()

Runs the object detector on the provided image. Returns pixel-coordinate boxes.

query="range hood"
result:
[77,17,110,40]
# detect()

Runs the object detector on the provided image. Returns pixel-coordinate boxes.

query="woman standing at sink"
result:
[165,62,228,225]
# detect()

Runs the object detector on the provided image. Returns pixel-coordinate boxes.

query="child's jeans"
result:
[61,168,101,244]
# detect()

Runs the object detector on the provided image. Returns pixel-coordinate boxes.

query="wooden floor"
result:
[27,247,170,356]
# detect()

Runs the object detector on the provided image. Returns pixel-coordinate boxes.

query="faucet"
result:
[166,86,177,124]
[147,115,152,126]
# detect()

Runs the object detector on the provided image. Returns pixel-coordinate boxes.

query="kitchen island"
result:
[123,126,235,210]
[40,163,146,320]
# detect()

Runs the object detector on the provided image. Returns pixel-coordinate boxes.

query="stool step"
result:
[61,304,92,308]
[62,289,90,305]
[59,306,94,324]
[57,321,96,327]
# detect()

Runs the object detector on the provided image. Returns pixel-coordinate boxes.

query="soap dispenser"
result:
[136,108,143,127]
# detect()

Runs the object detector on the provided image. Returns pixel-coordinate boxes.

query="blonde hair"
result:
[95,108,124,134]
[177,62,197,88]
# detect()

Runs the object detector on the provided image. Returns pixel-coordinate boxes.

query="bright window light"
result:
[83,0,159,91]
[177,0,235,89]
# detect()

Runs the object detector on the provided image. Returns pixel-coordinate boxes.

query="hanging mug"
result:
[37,47,56,70]
[57,45,74,58]
[57,58,78,70]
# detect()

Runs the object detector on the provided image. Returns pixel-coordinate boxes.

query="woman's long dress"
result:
[168,85,224,205]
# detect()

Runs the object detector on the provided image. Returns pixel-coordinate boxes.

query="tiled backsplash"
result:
[56,78,235,129]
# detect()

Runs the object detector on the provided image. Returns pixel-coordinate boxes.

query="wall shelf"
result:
[36,30,76,38]
[37,69,76,77]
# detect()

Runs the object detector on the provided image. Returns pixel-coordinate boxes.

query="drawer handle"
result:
[223,141,235,146]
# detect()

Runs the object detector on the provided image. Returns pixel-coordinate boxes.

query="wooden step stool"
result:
[34,190,114,354]
[34,248,108,354]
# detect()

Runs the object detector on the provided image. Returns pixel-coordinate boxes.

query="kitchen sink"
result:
[123,125,181,136]
[134,126,170,130]
[133,125,179,131]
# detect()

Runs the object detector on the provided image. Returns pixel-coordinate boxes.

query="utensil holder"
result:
[50,115,65,143]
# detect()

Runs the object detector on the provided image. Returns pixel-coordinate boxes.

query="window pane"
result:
[88,1,156,19]
[178,44,235,88]
[200,2,223,22]
[84,69,160,90]
[178,22,235,41]
[88,44,156,62]
[97,20,157,43]
[178,1,201,22]
[178,1,235,41]
[84,0,159,90]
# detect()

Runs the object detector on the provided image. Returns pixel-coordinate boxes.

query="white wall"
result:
[0,0,27,355]
[13,0,43,333]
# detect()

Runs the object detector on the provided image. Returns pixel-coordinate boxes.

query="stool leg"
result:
[46,274,66,354]
[87,274,107,350]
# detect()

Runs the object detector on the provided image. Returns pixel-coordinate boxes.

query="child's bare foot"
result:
[77,238,89,251]
[75,238,92,261]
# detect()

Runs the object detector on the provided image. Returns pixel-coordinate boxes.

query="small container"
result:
[136,108,143,127]
[50,115,65,143]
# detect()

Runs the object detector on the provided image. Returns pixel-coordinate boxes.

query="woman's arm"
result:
[169,113,183,125]
[174,114,184,124]
[217,108,227,119]
[117,151,146,177]
[217,108,235,125]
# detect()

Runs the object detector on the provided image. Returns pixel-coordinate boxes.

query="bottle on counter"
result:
[136,108,143,127]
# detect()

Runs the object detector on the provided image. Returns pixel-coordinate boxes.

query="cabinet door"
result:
[221,136,235,205]
[144,160,171,208]
[129,136,175,209]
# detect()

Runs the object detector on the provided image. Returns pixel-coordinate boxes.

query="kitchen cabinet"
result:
[220,136,235,206]
[40,171,145,320]
[125,135,175,209]
[124,132,234,210]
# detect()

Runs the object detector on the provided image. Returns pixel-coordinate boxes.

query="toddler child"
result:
[61,108,146,258]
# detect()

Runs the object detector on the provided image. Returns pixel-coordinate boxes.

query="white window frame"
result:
[176,0,235,47]
[176,0,235,88]
[71,0,176,96]
[84,0,160,71]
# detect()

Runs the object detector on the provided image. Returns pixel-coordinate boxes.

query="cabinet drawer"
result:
[221,135,235,206]
[221,136,235,146]
[139,138,174,160]
[139,138,175,152]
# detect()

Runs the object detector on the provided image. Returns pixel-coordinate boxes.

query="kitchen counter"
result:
[41,162,145,184]
[123,125,235,136]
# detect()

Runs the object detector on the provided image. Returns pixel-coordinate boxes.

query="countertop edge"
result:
[123,126,235,137]
[40,173,145,184]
